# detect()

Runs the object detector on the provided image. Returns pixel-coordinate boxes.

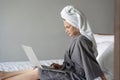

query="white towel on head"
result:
[60,5,98,57]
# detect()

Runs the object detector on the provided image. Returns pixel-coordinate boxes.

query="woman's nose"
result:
[65,29,68,33]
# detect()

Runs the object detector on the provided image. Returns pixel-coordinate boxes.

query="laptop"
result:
[22,45,43,68]
[21,45,65,72]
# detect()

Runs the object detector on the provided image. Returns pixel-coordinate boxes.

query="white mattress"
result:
[0,59,63,72]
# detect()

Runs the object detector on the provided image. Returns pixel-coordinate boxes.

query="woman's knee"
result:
[33,68,40,79]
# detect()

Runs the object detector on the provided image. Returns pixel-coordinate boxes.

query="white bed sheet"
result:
[0,59,63,72]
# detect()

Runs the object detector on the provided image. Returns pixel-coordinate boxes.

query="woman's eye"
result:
[67,26,70,28]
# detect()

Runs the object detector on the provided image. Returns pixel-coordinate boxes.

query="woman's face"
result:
[63,20,80,37]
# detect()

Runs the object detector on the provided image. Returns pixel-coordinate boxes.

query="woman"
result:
[0,5,106,80]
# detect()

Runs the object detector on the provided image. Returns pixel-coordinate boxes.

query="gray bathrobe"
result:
[39,35,103,80]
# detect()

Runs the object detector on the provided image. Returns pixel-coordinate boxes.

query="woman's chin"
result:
[67,34,74,37]
[69,35,74,37]
[69,34,79,38]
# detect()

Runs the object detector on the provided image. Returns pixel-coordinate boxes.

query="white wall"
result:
[0,0,114,62]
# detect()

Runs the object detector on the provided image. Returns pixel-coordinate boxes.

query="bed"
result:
[0,34,114,80]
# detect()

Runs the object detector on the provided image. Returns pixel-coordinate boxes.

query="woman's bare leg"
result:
[4,68,40,80]
[0,68,39,80]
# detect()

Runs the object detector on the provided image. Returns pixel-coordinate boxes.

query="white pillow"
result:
[97,43,114,80]
[94,34,114,80]
[94,34,114,55]
[97,41,113,55]
[94,34,114,43]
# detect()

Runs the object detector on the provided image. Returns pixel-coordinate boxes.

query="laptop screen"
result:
[22,45,42,68]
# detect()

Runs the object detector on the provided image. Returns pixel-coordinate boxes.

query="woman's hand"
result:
[50,63,62,69]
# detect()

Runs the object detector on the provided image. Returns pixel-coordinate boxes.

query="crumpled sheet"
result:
[0,59,63,72]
